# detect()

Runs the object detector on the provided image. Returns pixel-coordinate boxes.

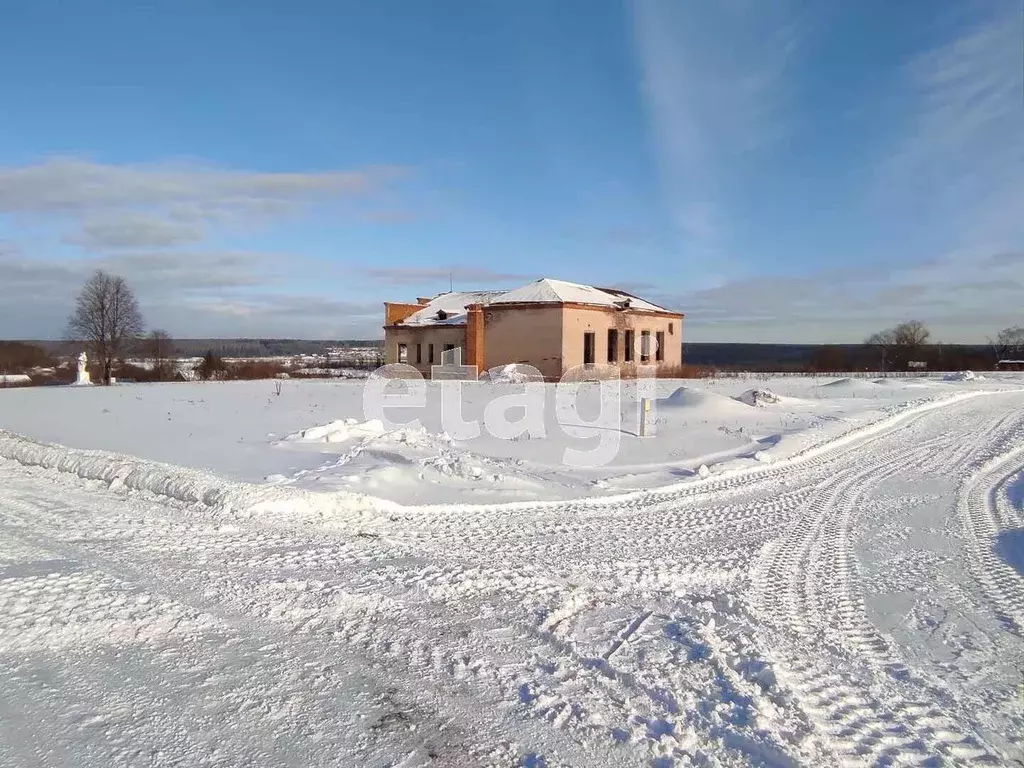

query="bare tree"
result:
[865,329,896,374]
[991,326,1024,361]
[891,320,930,348]
[866,321,930,372]
[147,329,175,381]
[67,270,145,385]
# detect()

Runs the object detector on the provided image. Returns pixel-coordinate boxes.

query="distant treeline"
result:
[26,338,385,358]
[5,339,1002,374]
[683,343,997,372]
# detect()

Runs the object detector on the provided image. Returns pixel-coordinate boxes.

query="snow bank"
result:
[0,429,262,510]
[944,370,982,382]
[284,418,385,443]
[659,387,753,413]
[0,374,32,385]
[0,429,392,521]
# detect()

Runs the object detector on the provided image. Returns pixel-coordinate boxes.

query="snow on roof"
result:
[490,278,672,312]
[395,278,674,326]
[400,290,505,326]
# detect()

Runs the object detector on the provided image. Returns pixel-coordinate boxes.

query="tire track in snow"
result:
[750,397,1024,764]
[957,433,1024,635]
[0,484,611,767]
[3,389,1023,767]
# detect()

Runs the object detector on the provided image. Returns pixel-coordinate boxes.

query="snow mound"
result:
[482,363,543,384]
[0,429,261,510]
[659,387,753,412]
[821,377,862,388]
[735,388,782,407]
[0,374,32,385]
[285,418,385,443]
[944,370,981,382]
[0,429,395,523]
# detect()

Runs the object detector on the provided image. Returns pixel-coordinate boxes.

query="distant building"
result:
[383,277,683,380]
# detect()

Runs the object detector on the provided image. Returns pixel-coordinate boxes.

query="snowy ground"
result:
[2,378,1024,765]
[0,374,1016,505]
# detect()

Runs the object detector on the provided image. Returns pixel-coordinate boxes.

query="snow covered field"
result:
[0,374,1015,506]
[1,376,1024,765]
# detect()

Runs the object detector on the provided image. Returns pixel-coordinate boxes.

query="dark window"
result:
[428,343,434,364]
[607,329,618,363]
[444,343,455,351]
[656,331,665,362]
[397,343,408,363]
[669,322,674,335]
[640,331,651,363]
[583,332,595,365]
[624,330,634,362]
[416,343,422,364]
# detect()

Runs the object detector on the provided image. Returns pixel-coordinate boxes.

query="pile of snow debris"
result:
[735,388,782,407]
[943,370,981,382]
[482,363,543,384]
[283,418,385,443]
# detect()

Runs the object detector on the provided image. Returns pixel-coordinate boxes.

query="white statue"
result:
[75,351,92,386]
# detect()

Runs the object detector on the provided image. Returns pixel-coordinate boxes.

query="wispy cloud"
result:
[660,246,1024,343]
[0,157,404,214]
[631,0,807,275]
[877,2,1023,250]
[0,156,409,246]
[0,157,414,338]
[0,245,382,339]
[63,214,205,250]
[641,2,1024,343]
[364,266,533,288]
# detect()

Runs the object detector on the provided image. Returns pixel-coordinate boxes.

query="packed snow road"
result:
[1,391,1024,766]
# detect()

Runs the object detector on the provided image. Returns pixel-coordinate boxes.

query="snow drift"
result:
[735,388,782,407]
[284,418,385,443]
[0,429,391,521]
[659,387,753,413]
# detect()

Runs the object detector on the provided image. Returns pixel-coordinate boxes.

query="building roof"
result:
[490,278,671,312]
[400,290,506,327]
[394,278,675,327]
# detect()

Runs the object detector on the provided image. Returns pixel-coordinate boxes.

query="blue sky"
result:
[0,0,1020,342]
